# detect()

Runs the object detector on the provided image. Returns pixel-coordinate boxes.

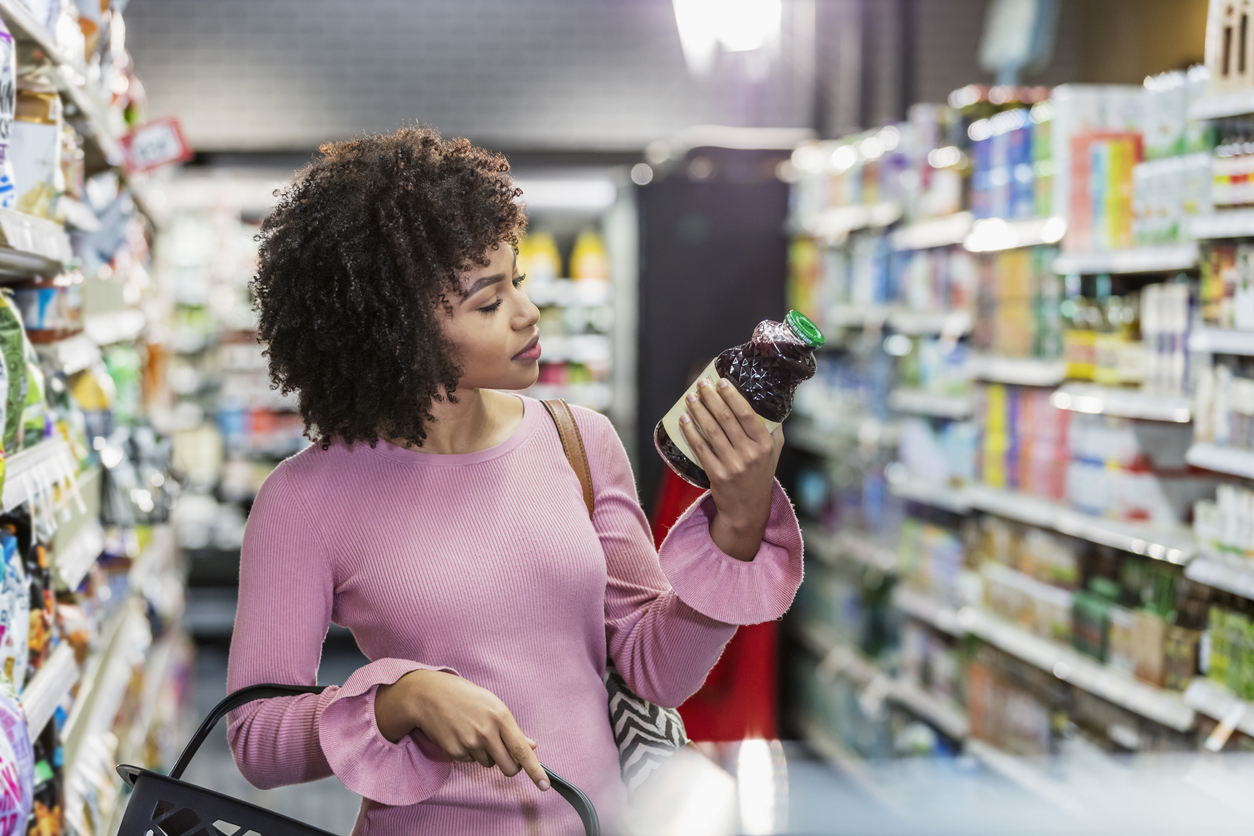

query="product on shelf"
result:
[972,247,1061,360]
[10,76,61,220]
[0,19,16,213]
[11,274,82,344]
[656,311,823,488]
[569,228,609,282]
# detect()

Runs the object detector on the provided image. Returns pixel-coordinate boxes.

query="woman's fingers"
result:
[679,412,719,476]
[684,384,733,457]
[715,379,773,445]
[499,716,551,790]
[697,379,752,446]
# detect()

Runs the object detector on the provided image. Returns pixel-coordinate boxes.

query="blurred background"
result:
[13,0,1254,833]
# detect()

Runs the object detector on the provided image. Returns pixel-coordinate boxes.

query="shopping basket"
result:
[115,683,600,836]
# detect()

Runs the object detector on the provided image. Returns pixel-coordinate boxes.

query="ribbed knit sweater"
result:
[226,395,804,835]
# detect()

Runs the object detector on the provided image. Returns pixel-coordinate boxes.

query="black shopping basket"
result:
[115,683,600,836]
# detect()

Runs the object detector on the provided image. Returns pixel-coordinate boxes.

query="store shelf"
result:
[0,208,73,277]
[891,587,967,637]
[2,439,77,513]
[1189,327,1254,356]
[1189,89,1254,121]
[20,643,79,737]
[887,309,973,336]
[962,216,1067,253]
[1186,442,1254,479]
[84,310,146,346]
[964,740,1086,815]
[963,608,1196,731]
[964,354,1066,387]
[54,517,104,593]
[1182,678,1254,740]
[887,472,972,515]
[1052,243,1200,276]
[890,212,973,251]
[35,334,102,376]
[540,333,612,363]
[891,678,970,741]
[964,484,1195,564]
[789,416,899,455]
[1050,384,1191,423]
[888,388,973,419]
[803,524,898,574]
[526,279,610,307]
[1185,551,1254,600]
[0,0,61,60]
[1190,210,1254,240]
[796,202,903,243]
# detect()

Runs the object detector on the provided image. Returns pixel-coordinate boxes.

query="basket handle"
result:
[172,683,600,836]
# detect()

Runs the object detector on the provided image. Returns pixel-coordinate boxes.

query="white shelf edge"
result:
[890,212,974,251]
[1185,551,1254,601]
[891,587,967,636]
[1190,327,1254,356]
[35,334,102,377]
[1183,678,1254,739]
[55,517,105,593]
[964,354,1067,387]
[20,643,79,736]
[803,524,898,574]
[1191,210,1254,240]
[1051,384,1192,423]
[890,678,970,741]
[888,473,972,514]
[964,484,1195,564]
[2,439,76,513]
[964,608,1196,732]
[789,417,899,454]
[886,309,973,337]
[1052,243,1199,276]
[795,201,904,243]
[1189,89,1254,121]
[1187,442,1254,480]
[888,388,974,419]
[963,216,1067,253]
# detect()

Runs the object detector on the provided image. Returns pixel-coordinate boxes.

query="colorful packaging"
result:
[569,228,609,282]
[9,78,61,218]
[12,273,82,343]
[0,20,15,212]
[0,293,25,458]
[0,531,27,691]
[0,683,31,833]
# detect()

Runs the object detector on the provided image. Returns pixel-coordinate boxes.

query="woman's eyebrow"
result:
[461,273,507,299]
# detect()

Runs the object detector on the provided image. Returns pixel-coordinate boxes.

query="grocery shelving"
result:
[1182,678,1254,741]
[35,333,103,377]
[964,354,1067,387]
[795,202,903,243]
[2,439,78,513]
[1190,209,1254,240]
[54,517,105,593]
[889,212,973,251]
[0,208,73,277]
[1184,550,1254,600]
[962,216,1067,253]
[1188,89,1254,121]
[891,586,966,637]
[1050,384,1192,423]
[803,524,898,574]
[1185,442,1254,479]
[84,309,147,347]
[1189,328,1254,356]
[964,484,1195,564]
[526,279,610,307]
[1051,243,1200,276]
[886,472,971,515]
[887,309,973,337]
[888,388,974,419]
[20,643,78,738]
[789,416,899,455]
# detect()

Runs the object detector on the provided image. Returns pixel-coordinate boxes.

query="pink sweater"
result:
[226,396,804,835]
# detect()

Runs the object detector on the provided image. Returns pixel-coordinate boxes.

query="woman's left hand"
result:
[678,377,784,561]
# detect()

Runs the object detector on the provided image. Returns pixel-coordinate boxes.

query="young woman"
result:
[227,127,804,835]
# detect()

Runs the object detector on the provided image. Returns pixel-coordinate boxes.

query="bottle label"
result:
[660,359,780,469]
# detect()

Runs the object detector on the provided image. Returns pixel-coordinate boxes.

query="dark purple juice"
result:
[655,311,824,488]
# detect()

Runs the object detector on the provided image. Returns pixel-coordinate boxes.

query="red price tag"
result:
[122,117,194,174]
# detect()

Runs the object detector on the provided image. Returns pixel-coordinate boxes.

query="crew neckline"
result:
[368,394,541,467]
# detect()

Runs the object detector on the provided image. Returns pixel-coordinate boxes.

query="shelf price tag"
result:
[122,117,194,174]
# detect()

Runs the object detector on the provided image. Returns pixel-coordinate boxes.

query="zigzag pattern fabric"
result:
[604,661,688,794]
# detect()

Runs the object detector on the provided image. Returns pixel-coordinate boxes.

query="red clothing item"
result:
[651,468,780,741]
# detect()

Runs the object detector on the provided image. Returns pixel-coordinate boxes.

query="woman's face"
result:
[443,241,542,392]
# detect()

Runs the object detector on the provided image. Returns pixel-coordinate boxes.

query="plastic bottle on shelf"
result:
[516,230,561,286]
[655,311,825,488]
[569,228,609,283]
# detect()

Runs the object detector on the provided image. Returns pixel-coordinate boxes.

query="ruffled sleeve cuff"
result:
[657,478,804,625]
[318,657,456,806]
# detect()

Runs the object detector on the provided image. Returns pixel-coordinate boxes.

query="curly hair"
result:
[252,127,527,449]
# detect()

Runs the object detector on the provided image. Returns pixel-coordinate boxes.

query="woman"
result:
[227,127,804,835]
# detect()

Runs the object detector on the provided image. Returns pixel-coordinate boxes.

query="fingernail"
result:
[698,379,709,388]
[717,378,729,389]
[686,392,697,403]
[679,414,690,424]
[539,779,551,791]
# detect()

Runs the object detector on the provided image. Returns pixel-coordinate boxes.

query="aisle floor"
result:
[185,644,366,834]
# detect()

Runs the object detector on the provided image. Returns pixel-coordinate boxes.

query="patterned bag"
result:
[541,400,689,793]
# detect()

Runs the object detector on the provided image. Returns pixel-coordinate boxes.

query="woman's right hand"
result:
[374,669,550,791]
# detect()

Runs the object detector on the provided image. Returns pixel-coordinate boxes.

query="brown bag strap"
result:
[541,399,595,519]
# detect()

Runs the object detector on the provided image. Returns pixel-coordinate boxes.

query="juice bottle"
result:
[655,310,824,488]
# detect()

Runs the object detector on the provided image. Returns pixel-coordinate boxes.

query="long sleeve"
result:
[226,463,455,806]
[577,409,804,709]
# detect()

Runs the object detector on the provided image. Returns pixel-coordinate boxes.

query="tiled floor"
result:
[181,644,367,835]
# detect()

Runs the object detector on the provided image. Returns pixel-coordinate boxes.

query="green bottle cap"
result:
[785,310,825,348]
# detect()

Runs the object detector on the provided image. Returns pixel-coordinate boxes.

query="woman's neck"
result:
[385,388,523,455]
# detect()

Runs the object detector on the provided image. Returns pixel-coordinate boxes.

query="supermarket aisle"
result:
[185,646,366,833]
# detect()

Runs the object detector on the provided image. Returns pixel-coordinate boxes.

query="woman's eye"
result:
[478,299,504,314]
[513,274,527,288]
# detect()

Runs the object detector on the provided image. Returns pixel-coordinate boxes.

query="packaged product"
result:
[0,530,28,690]
[9,76,62,218]
[20,356,47,449]
[25,543,51,673]
[0,19,16,212]
[516,230,561,285]
[0,682,31,833]
[12,272,83,343]
[0,292,25,457]
[655,311,823,488]
[569,228,609,282]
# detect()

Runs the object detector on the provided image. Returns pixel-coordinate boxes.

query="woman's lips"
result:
[513,337,541,362]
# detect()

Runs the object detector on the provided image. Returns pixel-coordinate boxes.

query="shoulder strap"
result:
[541,399,595,519]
